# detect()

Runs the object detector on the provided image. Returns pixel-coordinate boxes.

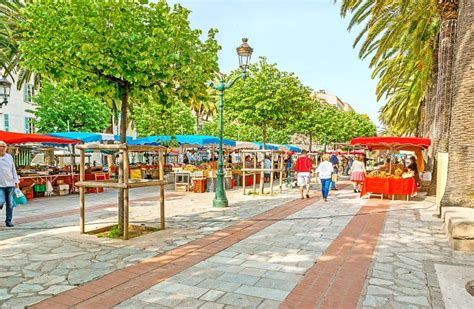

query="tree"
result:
[31,82,110,133]
[224,57,310,148]
[340,0,439,135]
[18,1,219,235]
[440,0,473,208]
[294,99,377,149]
[132,98,195,137]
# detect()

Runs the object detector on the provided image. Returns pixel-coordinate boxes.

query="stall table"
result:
[360,177,417,200]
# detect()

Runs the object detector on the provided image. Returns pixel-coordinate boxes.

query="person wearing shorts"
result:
[294,150,313,199]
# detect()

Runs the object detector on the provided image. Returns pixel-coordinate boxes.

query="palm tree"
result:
[440,0,474,208]
[0,0,39,89]
[340,0,439,135]
[189,90,216,133]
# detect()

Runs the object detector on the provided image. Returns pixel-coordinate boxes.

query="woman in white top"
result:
[350,155,366,193]
[316,154,334,202]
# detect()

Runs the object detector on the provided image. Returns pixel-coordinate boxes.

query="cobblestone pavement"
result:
[116,187,365,308]
[0,185,300,308]
[2,182,474,309]
[360,197,474,309]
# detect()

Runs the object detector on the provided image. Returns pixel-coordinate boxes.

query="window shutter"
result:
[24,117,29,133]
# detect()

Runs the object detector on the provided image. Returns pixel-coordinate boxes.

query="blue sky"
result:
[169,0,383,125]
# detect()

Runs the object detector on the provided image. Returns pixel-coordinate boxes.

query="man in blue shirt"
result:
[329,153,339,190]
[0,141,19,227]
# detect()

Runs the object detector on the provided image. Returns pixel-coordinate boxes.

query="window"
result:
[24,117,35,133]
[3,114,9,131]
[23,84,35,103]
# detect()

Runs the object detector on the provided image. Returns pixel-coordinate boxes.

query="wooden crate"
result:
[193,178,207,193]
[175,184,189,192]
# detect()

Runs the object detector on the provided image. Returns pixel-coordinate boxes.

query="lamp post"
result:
[0,76,12,109]
[208,38,253,208]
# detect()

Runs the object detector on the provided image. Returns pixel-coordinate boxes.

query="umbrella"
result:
[1,130,79,145]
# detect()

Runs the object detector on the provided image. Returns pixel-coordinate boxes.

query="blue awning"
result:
[283,144,302,152]
[48,132,133,143]
[252,142,280,150]
[130,135,236,147]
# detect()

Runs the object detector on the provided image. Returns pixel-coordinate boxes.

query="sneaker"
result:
[324,198,328,202]
[354,189,357,193]
[306,194,310,199]
[5,222,14,227]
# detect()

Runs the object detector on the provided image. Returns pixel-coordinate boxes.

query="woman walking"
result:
[350,155,366,193]
[316,154,333,202]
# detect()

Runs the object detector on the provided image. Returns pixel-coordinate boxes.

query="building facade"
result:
[0,75,36,133]
[311,89,354,112]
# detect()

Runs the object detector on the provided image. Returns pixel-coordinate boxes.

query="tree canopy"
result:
[223,57,311,148]
[18,0,220,135]
[31,82,111,133]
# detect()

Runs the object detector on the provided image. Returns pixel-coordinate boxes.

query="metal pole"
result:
[212,83,228,208]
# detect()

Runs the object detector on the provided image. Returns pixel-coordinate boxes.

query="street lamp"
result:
[208,38,253,208]
[0,76,12,108]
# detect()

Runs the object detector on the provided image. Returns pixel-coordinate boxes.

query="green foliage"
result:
[132,98,195,136]
[223,57,311,147]
[31,82,110,133]
[18,0,220,118]
[340,0,439,135]
[294,99,377,144]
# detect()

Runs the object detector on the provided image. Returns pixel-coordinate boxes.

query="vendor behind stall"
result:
[407,156,421,187]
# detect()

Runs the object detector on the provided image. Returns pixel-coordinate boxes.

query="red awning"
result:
[350,137,431,150]
[0,130,80,145]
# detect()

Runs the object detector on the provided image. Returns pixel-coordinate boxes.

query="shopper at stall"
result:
[316,154,333,202]
[407,156,421,187]
[329,153,339,190]
[350,155,366,193]
[264,156,272,183]
[0,141,19,227]
[294,150,313,199]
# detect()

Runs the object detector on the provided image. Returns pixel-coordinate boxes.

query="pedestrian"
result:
[0,141,19,227]
[316,154,333,202]
[350,154,366,193]
[294,150,313,199]
[329,152,339,190]
[284,154,292,179]
[407,156,421,187]
[263,155,272,183]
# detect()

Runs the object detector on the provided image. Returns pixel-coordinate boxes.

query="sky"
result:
[168,0,384,126]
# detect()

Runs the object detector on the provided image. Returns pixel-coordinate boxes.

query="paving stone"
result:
[38,285,75,295]
[199,302,225,309]
[0,289,11,301]
[199,290,226,302]
[369,278,394,286]
[177,297,205,308]
[239,268,266,277]
[197,279,241,293]
[217,273,260,285]
[67,268,109,285]
[25,275,65,286]
[169,274,206,286]
[241,261,283,272]
[366,285,394,295]
[217,292,264,308]
[10,283,44,293]
[234,285,288,301]
[394,296,430,306]
[151,282,209,299]
[261,270,303,283]
[362,295,389,307]
[254,278,297,292]
[134,290,186,307]
[257,299,281,308]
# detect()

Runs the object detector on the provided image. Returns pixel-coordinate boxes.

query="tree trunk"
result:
[434,1,458,153]
[429,1,458,195]
[118,84,129,235]
[262,124,266,150]
[309,133,313,152]
[440,0,474,208]
[427,39,439,195]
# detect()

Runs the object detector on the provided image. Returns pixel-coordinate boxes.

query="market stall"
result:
[240,149,285,195]
[351,137,431,200]
[0,130,80,199]
[129,135,238,193]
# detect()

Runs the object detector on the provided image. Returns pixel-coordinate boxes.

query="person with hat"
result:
[0,141,19,227]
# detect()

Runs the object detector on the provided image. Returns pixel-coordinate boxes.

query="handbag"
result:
[13,189,27,206]
[331,174,338,182]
